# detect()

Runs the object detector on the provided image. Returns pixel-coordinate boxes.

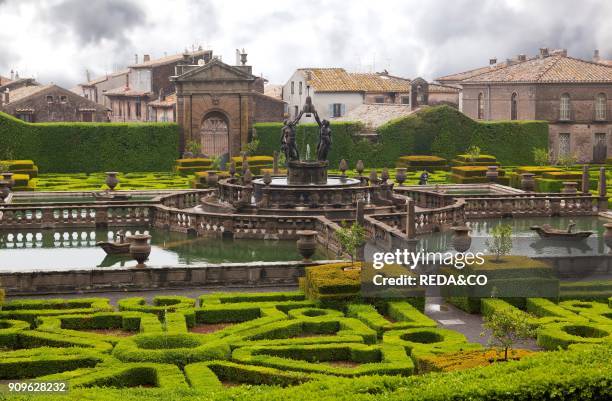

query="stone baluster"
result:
[581,165,590,194]
[598,167,608,211]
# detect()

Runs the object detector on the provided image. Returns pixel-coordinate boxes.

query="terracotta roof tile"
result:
[428,83,460,93]
[301,68,411,92]
[4,84,50,104]
[129,50,211,68]
[148,93,176,107]
[80,69,129,86]
[335,103,416,128]
[462,55,612,84]
[0,76,11,86]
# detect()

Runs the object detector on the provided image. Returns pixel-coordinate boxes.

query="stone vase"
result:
[296,230,318,261]
[381,168,390,184]
[129,234,152,267]
[339,159,348,179]
[603,223,612,253]
[369,170,378,185]
[486,166,499,181]
[1,172,14,189]
[521,173,536,192]
[105,172,119,191]
[451,226,472,253]
[356,160,364,177]
[0,180,10,202]
[206,170,219,187]
[263,171,272,186]
[395,168,407,186]
[562,181,578,194]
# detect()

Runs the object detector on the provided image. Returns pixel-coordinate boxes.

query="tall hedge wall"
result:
[0,111,180,173]
[254,106,548,168]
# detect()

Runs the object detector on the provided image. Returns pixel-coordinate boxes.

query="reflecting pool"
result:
[0,228,333,271]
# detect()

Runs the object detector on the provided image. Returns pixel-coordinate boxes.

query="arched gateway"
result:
[200,112,229,157]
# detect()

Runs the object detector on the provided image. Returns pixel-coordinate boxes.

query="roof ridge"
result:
[534,55,562,82]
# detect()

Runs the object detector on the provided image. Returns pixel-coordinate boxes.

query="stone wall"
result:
[0,260,338,295]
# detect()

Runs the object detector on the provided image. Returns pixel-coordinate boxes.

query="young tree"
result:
[336,221,366,267]
[532,147,549,166]
[486,224,513,262]
[481,309,535,361]
[466,145,481,162]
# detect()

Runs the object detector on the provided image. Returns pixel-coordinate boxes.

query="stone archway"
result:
[200,112,229,157]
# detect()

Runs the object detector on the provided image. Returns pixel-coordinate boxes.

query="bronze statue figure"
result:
[280,111,302,162]
[314,110,332,161]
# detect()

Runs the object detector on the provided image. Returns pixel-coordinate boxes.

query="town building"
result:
[439,48,612,163]
[73,50,212,123]
[0,84,109,122]
[171,54,285,158]
[282,68,440,122]
[72,69,129,109]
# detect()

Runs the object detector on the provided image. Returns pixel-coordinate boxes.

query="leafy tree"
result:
[532,147,549,166]
[481,308,535,361]
[466,145,481,162]
[242,138,260,156]
[486,224,513,261]
[186,140,201,157]
[336,222,366,266]
[557,153,577,170]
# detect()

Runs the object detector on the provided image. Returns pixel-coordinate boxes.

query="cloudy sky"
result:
[1,0,611,88]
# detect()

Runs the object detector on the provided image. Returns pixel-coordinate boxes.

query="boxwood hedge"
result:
[0,111,179,173]
[254,106,548,168]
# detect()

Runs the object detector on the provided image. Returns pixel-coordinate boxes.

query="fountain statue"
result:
[283,96,332,185]
[314,111,332,161]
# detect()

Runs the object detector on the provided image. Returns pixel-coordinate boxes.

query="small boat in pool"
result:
[96,231,133,254]
[530,223,593,240]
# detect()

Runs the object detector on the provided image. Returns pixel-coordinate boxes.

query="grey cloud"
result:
[47,0,146,45]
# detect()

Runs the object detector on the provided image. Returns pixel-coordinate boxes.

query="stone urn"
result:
[486,166,499,181]
[562,181,578,194]
[381,168,390,184]
[1,172,14,189]
[263,170,272,186]
[355,160,365,177]
[339,159,348,179]
[243,169,253,185]
[395,168,407,186]
[296,230,318,261]
[206,170,219,187]
[129,234,152,267]
[369,170,378,185]
[451,226,472,253]
[105,172,119,191]
[0,180,10,203]
[521,173,536,192]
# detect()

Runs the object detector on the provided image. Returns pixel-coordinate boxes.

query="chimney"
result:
[517,54,527,62]
[593,49,601,62]
[489,58,497,66]
[539,47,549,58]
[10,69,14,80]
[134,54,138,64]
[235,49,241,66]
[4,89,9,105]
[143,54,150,63]
[551,48,567,57]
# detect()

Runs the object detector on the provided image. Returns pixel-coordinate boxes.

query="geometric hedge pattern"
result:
[1,292,610,390]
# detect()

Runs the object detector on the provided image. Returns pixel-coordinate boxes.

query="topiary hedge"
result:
[0,111,180,173]
[254,107,548,168]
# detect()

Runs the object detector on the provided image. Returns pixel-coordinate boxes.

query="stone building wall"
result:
[2,85,108,122]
